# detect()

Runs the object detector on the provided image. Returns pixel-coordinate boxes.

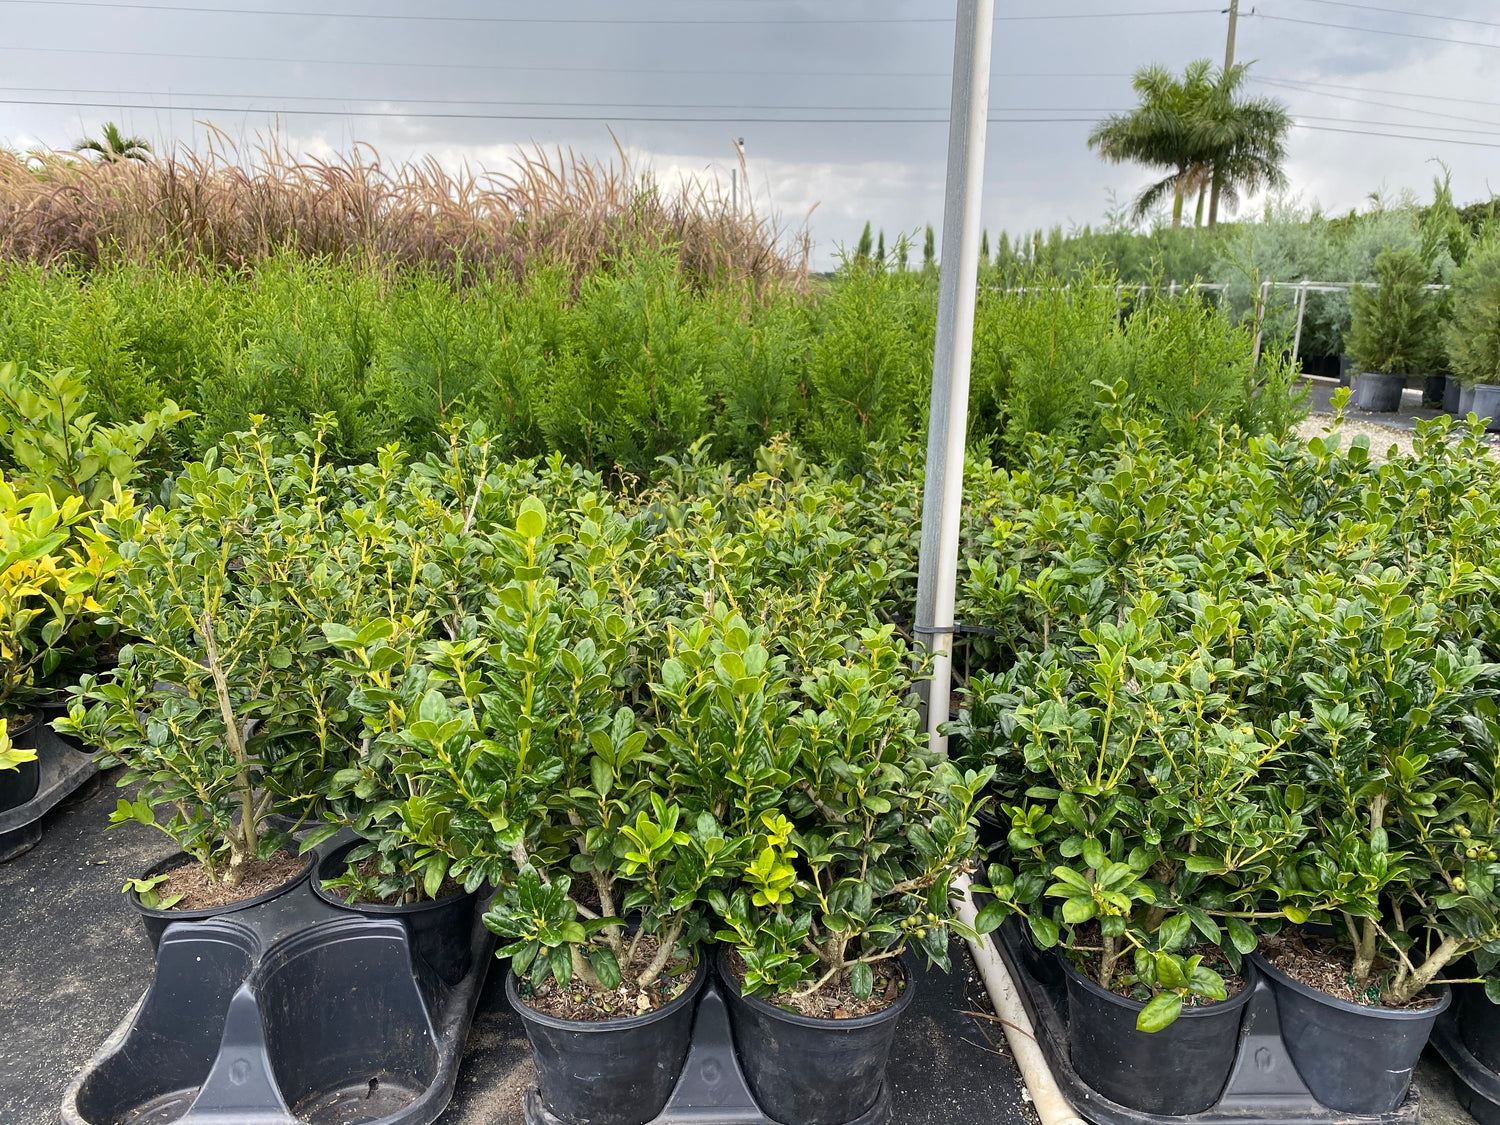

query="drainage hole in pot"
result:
[117,1088,198,1123]
[1261,929,1442,1009]
[293,1074,422,1124]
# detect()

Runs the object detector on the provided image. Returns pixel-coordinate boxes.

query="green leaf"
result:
[1137,992,1183,1033]
[1082,838,1106,870]
[516,497,547,539]
[850,961,874,999]
[1029,914,1060,948]
[1226,917,1257,955]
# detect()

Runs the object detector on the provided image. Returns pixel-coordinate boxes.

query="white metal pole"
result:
[914,0,993,751]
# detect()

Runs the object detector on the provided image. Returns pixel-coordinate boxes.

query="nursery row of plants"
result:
[0,249,1304,482]
[10,371,1500,1121]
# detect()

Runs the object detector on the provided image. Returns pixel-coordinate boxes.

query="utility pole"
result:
[1208,0,1239,227]
[913,0,993,752]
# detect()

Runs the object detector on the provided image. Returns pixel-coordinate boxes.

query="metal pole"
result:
[914,0,993,751]
[1291,278,1309,366]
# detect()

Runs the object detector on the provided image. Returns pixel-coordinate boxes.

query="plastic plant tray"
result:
[992,919,1422,1125]
[520,973,892,1125]
[60,837,494,1125]
[0,725,98,862]
[1431,992,1500,1125]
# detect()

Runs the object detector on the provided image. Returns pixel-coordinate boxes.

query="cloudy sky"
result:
[0,0,1495,268]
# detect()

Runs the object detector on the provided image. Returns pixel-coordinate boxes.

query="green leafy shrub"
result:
[1347,247,1442,376]
[956,404,1500,1015]
[1447,239,1500,388]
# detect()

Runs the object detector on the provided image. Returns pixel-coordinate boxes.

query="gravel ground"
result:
[1298,412,1420,459]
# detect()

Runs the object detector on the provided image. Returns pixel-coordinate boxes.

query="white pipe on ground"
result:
[954,875,1088,1125]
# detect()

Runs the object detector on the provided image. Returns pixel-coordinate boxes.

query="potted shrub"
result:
[696,616,993,1125]
[1447,239,1500,431]
[969,593,1303,1116]
[58,431,374,941]
[1247,570,1494,1114]
[0,482,121,799]
[345,495,719,1125]
[1347,247,1441,413]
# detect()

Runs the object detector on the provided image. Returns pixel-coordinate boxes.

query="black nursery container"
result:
[719,945,914,1125]
[1060,950,1255,1116]
[1446,375,1464,414]
[313,839,481,985]
[1250,952,1449,1115]
[129,849,315,950]
[510,951,709,1125]
[0,713,41,810]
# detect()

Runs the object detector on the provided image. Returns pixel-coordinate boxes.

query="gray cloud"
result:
[0,1,1496,269]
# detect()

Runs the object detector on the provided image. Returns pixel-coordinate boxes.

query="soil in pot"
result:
[1253,930,1449,1115]
[132,850,315,949]
[515,934,694,1021]
[509,943,707,1125]
[1058,930,1253,1116]
[720,944,913,1125]
[157,851,307,910]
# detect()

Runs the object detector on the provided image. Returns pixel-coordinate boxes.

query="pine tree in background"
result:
[923,224,936,273]
[980,229,990,267]
[998,231,1012,277]
[897,233,910,272]
[855,221,874,260]
[876,229,886,264]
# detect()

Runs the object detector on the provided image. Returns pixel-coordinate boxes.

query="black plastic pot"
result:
[1356,371,1405,413]
[36,697,94,755]
[510,950,708,1125]
[974,808,1006,857]
[1424,374,1448,408]
[1473,385,1500,433]
[1250,951,1448,1115]
[1462,385,1478,416]
[720,944,913,1125]
[129,849,315,951]
[312,839,481,985]
[1060,948,1254,1115]
[0,713,42,810]
[1446,375,1463,414]
[65,831,495,1125]
[1459,981,1500,1072]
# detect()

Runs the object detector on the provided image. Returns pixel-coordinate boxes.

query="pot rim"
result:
[1248,950,1451,1020]
[129,848,315,921]
[716,943,916,1030]
[311,837,476,915]
[1056,944,1257,1018]
[507,945,709,1033]
[1,711,40,738]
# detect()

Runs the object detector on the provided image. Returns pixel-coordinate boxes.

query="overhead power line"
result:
[1302,0,1500,31]
[0,42,1133,82]
[0,86,1134,114]
[1251,11,1500,49]
[1255,74,1500,111]
[0,0,1221,24]
[1296,122,1500,148]
[1256,77,1500,128]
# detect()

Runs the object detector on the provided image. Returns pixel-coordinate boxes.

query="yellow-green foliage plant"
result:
[0,717,35,771]
[0,480,127,716]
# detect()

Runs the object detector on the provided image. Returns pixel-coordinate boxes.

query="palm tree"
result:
[1199,64,1291,227]
[1088,60,1217,229]
[74,123,152,164]
[1089,60,1290,229]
